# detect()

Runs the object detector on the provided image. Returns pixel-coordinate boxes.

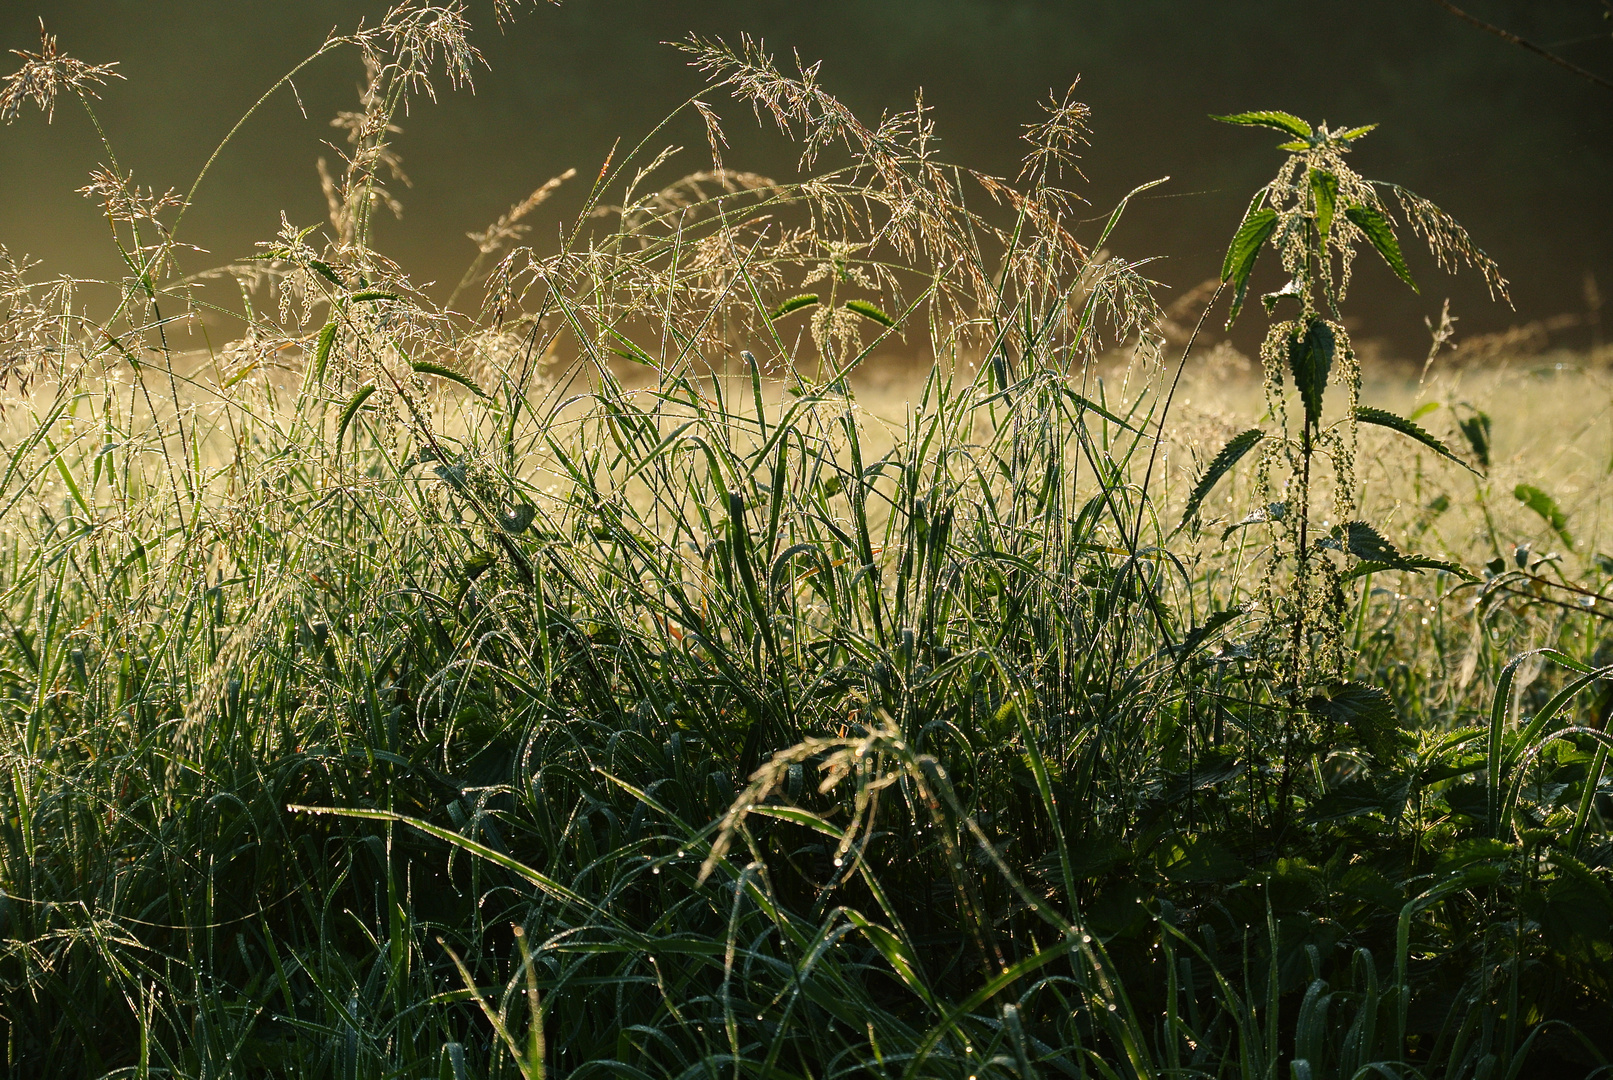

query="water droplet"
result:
[675,850,684,858]
[1081,934,1092,944]
[651,867,660,874]
[833,857,843,867]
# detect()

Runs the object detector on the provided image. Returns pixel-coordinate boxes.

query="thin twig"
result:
[1428,0,1613,92]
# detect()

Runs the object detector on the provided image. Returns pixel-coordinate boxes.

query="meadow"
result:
[2,5,1612,1077]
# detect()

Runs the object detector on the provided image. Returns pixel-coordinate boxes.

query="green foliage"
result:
[0,15,1608,1080]
[1221,206,1278,326]
[1178,427,1264,530]
[1345,203,1418,292]
[1354,404,1477,472]
[1514,482,1574,548]
[1459,407,1494,471]
[1287,316,1335,432]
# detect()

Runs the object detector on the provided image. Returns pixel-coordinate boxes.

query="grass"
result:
[2,5,1613,1077]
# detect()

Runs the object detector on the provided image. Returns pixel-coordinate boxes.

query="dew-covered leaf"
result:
[769,293,819,319]
[1261,278,1303,315]
[844,299,897,328]
[1354,405,1477,473]
[1211,110,1313,139]
[1171,603,1250,664]
[412,360,487,397]
[336,384,376,452]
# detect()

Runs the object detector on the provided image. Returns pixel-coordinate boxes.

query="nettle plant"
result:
[1183,110,1509,767]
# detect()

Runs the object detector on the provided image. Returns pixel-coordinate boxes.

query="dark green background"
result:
[2,1,1609,356]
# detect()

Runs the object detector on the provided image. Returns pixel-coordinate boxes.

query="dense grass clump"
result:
[2,6,1612,1077]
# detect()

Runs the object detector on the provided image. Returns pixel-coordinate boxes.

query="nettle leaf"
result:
[1309,169,1339,241]
[1354,405,1478,473]
[311,321,338,385]
[1287,318,1335,432]
[1308,681,1412,764]
[308,260,345,288]
[1528,855,1613,949]
[769,293,819,319]
[412,360,487,397]
[844,299,897,328]
[1211,110,1313,140]
[1514,483,1574,548]
[336,384,376,452]
[1221,207,1278,327]
[1457,410,1492,471]
[1337,520,1413,567]
[1345,204,1418,292]
[1336,124,1379,142]
[1178,428,1265,530]
[1343,555,1475,582]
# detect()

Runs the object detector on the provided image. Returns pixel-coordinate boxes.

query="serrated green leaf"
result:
[350,289,401,304]
[1354,405,1477,473]
[844,299,896,328]
[1222,207,1278,327]
[769,293,819,319]
[1288,317,1335,432]
[1514,483,1573,548]
[1309,168,1338,241]
[412,360,487,397]
[1336,124,1378,141]
[1339,519,1412,567]
[1211,110,1313,139]
[308,260,344,288]
[1178,428,1265,530]
[1308,681,1412,764]
[311,321,337,385]
[1343,556,1475,582]
[1345,204,1418,292]
[336,384,376,452]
